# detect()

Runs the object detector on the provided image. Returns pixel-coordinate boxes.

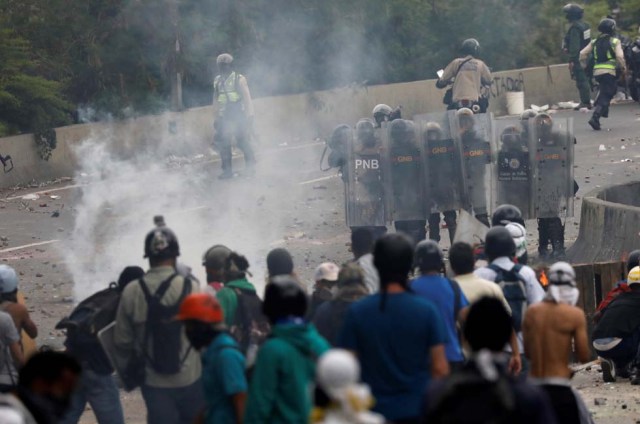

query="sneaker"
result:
[601,358,616,382]
[617,364,631,379]
[574,102,593,110]
[588,117,601,131]
[630,367,640,385]
[218,171,234,180]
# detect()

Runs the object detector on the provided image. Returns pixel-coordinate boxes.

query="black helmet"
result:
[202,244,232,269]
[484,227,516,261]
[389,119,415,144]
[627,250,640,272]
[263,275,307,323]
[461,38,480,56]
[500,126,522,150]
[372,104,393,127]
[144,227,180,259]
[598,18,616,35]
[520,109,537,121]
[491,204,525,227]
[414,240,444,272]
[562,4,584,20]
[329,124,351,150]
[356,118,376,144]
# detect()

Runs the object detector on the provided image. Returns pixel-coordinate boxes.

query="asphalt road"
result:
[0,101,639,423]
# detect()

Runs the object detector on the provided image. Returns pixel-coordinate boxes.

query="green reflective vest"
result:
[214,72,241,105]
[593,36,619,70]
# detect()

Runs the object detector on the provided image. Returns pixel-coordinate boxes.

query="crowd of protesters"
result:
[1,212,640,424]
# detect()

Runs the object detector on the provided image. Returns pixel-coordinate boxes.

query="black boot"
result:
[444,211,457,244]
[537,219,551,259]
[550,218,566,259]
[630,365,640,385]
[589,106,602,130]
[428,213,441,242]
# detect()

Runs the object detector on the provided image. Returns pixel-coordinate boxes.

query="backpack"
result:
[139,274,192,375]
[56,283,122,374]
[425,364,516,423]
[488,264,528,332]
[230,288,270,357]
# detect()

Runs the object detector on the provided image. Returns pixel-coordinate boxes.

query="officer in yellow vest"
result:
[580,18,627,130]
[213,53,256,179]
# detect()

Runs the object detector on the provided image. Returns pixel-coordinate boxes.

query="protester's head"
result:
[143,226,180,267]
[374,233,413,289]
[223,252,251,283]
[627,250,640,273]
[351,228,374,259]
[176,293,226,350]
[18,351,81,418]
[627,266,640,287]
[202,244,232,283]
[414,240,444,274]
[336,263,366,289]
[464,297,512,353]
[117,266,144,291]
[484,227,516,262]
[316,349,361,399]
[449,242,475,276]
[547,262,576,287]
[263,275,308,323]
[0,265,19,303]
[314,262,340,288]
[266,248,294,277]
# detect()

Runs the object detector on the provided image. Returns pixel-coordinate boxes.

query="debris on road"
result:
[22,193,40,201]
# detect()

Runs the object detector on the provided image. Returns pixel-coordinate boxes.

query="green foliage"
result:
[1,0,640,127]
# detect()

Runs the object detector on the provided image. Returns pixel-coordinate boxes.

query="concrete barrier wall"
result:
[0,63,577,189]
[568,181,640,264]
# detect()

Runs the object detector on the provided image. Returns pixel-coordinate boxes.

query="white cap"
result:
[0,265,18,293]
[314,262,339,282]
[505,222,527,259]
[317,349,360,394]
[548,262,577,287]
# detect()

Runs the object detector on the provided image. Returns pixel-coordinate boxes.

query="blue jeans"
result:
[141,379,205,424]
[59,369,124,424]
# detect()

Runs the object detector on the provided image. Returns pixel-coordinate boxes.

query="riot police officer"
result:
[212,53,256,179]
[580,18,627,130]
[372,104,402,128]
[496,125,531,214]
[563,4,592,109]
[388,119,426,243]
[436,39,492,112]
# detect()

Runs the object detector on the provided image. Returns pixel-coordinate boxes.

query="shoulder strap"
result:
[138,273,179,303]
[454,57,474,78]
[487,263,502,274]
[446,278,462,322]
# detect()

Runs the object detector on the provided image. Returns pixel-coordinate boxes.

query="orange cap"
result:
[175,293,224,323]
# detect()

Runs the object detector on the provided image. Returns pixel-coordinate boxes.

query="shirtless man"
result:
[523,262,592,424]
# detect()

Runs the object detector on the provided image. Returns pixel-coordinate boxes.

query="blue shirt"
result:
[411,275,469,362]
[338,292,447,421]
[202,332,247,424]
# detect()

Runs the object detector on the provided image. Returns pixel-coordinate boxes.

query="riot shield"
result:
[450,111,493,218]
[381,120,426,222]
[529,115,575,219]
[491,118,535,219]
[345,124,387,227]
[414,112,463,213]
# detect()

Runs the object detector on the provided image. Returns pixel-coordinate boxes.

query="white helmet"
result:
[317,349,360,396]
[548,261,576,286]
[216,53,234,65]
[0,265,18,294]
[505,222,527,259]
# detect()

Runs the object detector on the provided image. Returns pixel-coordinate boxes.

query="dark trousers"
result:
[428,211,457,244]
[537,217,565,255]
[350,226,387,242]
[573,62,592,104]
[140,380,205,424]
[595,328,640,370]
[218,118,256,173]
[593,73,617,118]
[539,385,581,424]
[395,220,426,245]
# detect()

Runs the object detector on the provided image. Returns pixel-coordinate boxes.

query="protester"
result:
[113,225,203,424]
[448,242,522,374]
[523,262,592,424]
[308,262,340,319]
[339,234,449,423]
[0,311,24,392]
[350,228,380,293]
[216,252,259,328]
[594,249,640,322]
[422,297,557,423]
[176,293,247,424]
[202,244,232,293]
[592,266,640,384]
[313,263,369,345]
[411,240,469,369]
[0,351,81,424]
[475,227,545,377]
[245,275,330,423]
[60,266,143,424]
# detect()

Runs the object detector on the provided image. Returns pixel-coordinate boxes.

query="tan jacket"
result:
[440,56,492,102]
[114,266,201,388]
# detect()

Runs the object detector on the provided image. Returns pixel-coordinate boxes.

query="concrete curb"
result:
[568,181,640,264]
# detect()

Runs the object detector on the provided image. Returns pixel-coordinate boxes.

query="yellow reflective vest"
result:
[214,72,241,105]
[593,36,619,70]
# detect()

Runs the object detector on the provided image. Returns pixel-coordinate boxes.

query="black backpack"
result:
[139,274,192,375]
[56,283,122,374]
[488,264,528,332]
[425,365,516,423]
[230,288,270,355]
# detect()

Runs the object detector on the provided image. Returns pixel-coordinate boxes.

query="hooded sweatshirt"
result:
[245,322,330,423]
[216,278,257,328]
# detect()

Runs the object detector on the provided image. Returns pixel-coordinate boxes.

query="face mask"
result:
[186,326,217,350]
[545,285,579,306]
